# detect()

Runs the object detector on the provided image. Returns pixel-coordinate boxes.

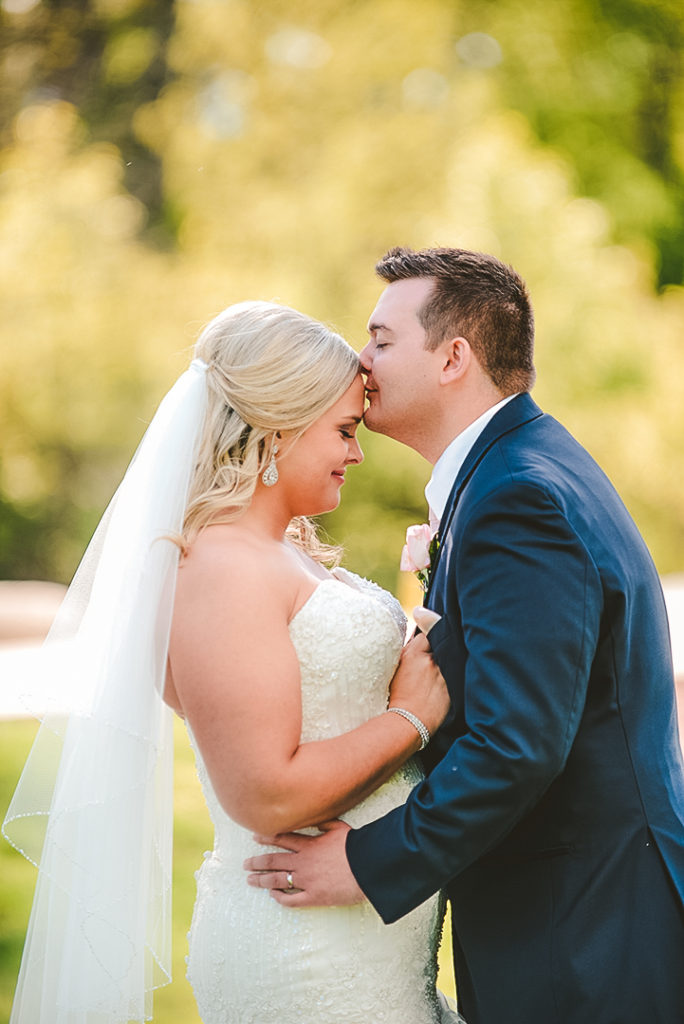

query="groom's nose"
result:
[358,342,372,371]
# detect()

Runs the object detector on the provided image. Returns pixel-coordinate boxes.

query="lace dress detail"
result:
[186,575,461,1023]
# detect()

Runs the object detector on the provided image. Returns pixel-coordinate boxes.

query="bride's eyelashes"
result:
[338,418,362,440]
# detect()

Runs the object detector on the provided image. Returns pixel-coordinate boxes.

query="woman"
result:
[4,302,458,1023]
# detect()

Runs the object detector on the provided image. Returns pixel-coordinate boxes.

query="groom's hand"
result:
[243,819,365,907]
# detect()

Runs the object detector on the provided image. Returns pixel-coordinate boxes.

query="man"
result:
[246,247,684,1022]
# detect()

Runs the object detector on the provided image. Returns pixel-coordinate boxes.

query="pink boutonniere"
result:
[400,523,440,592]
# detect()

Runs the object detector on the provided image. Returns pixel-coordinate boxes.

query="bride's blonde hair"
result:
[182,301,360,562]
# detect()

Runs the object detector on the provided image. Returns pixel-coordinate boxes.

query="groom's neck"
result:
[410,383,508,465]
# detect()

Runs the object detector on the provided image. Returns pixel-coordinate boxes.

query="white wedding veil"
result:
[2,358,209,1024]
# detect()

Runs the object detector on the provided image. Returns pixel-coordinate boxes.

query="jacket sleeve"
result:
[346,478,603,923]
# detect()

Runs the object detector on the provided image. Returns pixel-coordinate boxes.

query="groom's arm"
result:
[346,479,602,923]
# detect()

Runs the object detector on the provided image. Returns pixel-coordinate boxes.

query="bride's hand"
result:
[388,631,450,736]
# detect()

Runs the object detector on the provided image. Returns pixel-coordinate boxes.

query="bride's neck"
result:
[241,487,292,542]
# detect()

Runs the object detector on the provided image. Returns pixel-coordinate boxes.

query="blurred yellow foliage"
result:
[0,0,682,586]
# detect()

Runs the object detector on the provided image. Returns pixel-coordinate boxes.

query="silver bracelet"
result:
[387,707,430,750]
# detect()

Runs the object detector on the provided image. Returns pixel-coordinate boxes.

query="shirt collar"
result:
[425,394,518,522]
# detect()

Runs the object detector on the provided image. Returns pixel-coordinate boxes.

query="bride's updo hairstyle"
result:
[182,301,360,559]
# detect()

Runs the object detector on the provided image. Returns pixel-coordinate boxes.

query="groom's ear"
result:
[439,336,471,385]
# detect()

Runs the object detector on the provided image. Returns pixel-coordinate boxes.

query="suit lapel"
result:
[424,393,544,603]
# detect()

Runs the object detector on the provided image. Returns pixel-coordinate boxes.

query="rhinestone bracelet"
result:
[387,706,430,750]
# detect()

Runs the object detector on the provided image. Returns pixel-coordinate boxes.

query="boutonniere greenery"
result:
[400,523,440,592]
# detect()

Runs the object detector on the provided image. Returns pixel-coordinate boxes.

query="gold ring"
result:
[286,871,294,890]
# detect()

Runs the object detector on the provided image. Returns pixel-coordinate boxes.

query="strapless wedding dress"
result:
[186,572,461,1023]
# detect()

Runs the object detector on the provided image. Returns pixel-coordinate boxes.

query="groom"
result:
[246,247,684,1022]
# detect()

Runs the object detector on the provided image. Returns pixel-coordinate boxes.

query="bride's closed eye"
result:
[338,419,361,439]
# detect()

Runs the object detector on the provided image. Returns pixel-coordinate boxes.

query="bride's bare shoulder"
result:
[175,524,294,603]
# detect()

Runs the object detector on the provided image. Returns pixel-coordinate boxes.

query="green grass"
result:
[0,719,455,1022]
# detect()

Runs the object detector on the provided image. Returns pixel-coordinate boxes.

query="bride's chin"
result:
[291,494,341,518]
[315,497,341,515]
[319,493,343,515]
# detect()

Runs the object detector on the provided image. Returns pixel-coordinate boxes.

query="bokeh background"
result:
[1,0,683,1020]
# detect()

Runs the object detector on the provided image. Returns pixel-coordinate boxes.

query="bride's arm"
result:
[168,543,447,835]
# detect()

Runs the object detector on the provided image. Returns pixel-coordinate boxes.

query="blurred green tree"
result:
[0,0,176,241]
[449,0,684,287]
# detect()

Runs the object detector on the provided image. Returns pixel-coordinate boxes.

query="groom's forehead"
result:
[366,289,391,333]
[367,278,432,332]
[366,313,392,334]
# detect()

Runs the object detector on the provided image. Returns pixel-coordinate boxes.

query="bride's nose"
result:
[347,437,364,465]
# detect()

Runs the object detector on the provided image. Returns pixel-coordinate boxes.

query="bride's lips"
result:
[332,470,346,485]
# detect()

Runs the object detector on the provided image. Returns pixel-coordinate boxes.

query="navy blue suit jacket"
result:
[347,394,684,1023]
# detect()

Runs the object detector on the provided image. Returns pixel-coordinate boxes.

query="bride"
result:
[4,301,460,1023]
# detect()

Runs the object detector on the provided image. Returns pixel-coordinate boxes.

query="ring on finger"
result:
[286,871,295,890]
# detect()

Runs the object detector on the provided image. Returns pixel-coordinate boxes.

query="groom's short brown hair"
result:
[375,246,536,394]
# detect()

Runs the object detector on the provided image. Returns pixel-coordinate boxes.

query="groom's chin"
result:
[362,407,385,435]
[362,413,408,446]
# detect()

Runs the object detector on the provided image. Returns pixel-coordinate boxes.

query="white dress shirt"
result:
[425,394,518,528]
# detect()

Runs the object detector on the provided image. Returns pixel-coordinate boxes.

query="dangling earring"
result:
[262,444,279,487]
